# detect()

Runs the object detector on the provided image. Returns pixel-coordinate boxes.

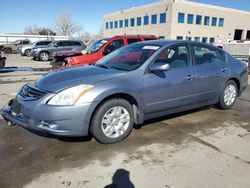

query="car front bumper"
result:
[32,51,39,59]
[0,97,97,137]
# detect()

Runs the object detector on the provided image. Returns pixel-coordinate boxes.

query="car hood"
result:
[35,66,125,92]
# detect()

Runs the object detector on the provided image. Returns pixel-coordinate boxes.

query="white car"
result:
[20,40,53,56]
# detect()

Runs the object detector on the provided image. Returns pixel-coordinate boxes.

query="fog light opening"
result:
[41,120,59,129]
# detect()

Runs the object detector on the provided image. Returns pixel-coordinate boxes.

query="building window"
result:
[110,21,113,29]
[144,15,149,25]
[178,13,185,23]
[211,17,217,26]
[151,14,157,24]
[187,14,193,24]
[209,38,215,43]
[202,37,208,43]
[105,22,109,29]
[114,21,118,29]
[176,36,183,40]
[196,15,202,25]
[204,16,210,26]
[137,17,142,26]
[119,20,123,28]
[160,13,166,23]
[194,37,200,42]
[219,18,224,27]
[125,19,129,27]
[130,18,135,27]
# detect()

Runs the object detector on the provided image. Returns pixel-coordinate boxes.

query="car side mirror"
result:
[149,63,170,72]
[54,43,58,47]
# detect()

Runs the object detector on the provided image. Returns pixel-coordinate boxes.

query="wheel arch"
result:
[227,77,241,95]
[88,92,144,134]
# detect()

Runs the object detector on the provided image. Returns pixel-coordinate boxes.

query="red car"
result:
[64,35,159,67]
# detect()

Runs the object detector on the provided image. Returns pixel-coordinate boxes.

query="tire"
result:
[39,52,49,61]
[0,59,5,68]
[25,49,31,56]
[217,80,238,110]
[90,98,134,144]
[4,48,12,54]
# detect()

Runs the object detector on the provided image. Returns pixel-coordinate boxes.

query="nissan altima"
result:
[1,40,248,144]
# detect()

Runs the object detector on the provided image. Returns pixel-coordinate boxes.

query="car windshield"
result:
[86,39,108,53]
[95,43,161,71]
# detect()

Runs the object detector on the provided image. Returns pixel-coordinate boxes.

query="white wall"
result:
[0,34,70,44]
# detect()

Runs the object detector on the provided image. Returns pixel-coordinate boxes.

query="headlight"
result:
[47,84,93,106]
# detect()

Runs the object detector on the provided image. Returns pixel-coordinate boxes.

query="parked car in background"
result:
[32,40,85,61]
[20,40,53,56]
[1,39,31,54]
[50,45,86,68]
[1,40,248,144]
[64,35,159,67]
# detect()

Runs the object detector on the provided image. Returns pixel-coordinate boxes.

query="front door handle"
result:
[186,74,195,80]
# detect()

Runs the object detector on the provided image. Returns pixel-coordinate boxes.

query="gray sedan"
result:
[1,40,248,144]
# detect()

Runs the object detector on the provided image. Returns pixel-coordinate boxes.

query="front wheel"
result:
[90,98,134,144]
[39,52,49,61]
[217,80,238,110]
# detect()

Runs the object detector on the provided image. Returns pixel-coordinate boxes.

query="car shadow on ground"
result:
[134,105,213,130]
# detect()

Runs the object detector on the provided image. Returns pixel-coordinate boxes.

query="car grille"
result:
[19,84,47,100]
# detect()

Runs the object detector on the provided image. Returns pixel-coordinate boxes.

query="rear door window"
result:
[72,41,81,46]
[127,38,140,45]
[193,45,223,65]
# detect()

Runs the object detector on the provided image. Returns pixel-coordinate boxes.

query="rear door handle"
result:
[221,68,229,72]
[186,74,195,80]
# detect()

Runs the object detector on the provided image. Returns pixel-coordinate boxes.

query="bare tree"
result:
[54,12,82,36]
[24,25,39,35]
[92,28,103,40]
[24,25,56,36]
[82,31,92,42]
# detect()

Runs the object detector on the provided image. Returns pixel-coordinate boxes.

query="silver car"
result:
[1,40,248,144]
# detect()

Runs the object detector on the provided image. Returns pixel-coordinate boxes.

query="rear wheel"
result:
[25,49,31,56]
[90,98,134,144]
[4,48,12,54]
[39,52,49,61]
[0,59,5,68]
[217,80,238,110]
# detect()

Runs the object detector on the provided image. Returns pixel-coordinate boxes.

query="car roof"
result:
[136,40,216,48]
[101,35,158,41]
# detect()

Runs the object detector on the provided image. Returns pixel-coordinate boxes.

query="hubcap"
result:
[101,106,130,138]
[224,84,237,106]
[41,53,48,61]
